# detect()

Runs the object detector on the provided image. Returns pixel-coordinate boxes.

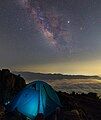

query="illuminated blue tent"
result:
[10,81,61,119]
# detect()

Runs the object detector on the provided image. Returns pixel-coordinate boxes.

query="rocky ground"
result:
[0,69,101,120]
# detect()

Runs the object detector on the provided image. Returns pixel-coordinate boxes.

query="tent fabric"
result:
[9,80,61,119]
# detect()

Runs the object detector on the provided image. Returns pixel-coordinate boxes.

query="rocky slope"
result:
[57,91,101,120]
[0,69,26,120]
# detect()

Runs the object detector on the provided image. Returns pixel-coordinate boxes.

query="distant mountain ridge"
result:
[14,71,101,81]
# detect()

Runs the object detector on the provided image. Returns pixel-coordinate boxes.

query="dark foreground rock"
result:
[0,69,101,120]
[0,69,26,120]
[57,91,101,120]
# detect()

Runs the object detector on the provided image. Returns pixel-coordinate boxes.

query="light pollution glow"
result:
[14,60,101,75]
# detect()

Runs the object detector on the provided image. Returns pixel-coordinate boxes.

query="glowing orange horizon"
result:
[13,60,101,75]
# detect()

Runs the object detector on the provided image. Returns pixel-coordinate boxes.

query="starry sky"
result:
[0,0,101,75]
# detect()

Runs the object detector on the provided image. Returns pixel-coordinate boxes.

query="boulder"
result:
[0,69,26,107]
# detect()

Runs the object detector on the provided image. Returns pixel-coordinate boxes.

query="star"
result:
[67,21,70,24]
[19,27,23,31]
[80,27,83,31]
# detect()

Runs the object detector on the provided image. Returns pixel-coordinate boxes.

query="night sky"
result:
[0,0,101,74]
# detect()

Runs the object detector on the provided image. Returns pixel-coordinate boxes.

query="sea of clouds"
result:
[27,79,101,97]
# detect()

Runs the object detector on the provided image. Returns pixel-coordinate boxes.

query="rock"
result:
[0,104,5,120]
[0,69,26,104]
[0,69,26,120]
[57,91,101,120]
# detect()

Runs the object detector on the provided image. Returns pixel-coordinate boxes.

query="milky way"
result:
[0,0,101,70]
[18,0,73,52]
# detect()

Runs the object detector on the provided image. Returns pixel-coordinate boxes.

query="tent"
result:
[9,80,61,119]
